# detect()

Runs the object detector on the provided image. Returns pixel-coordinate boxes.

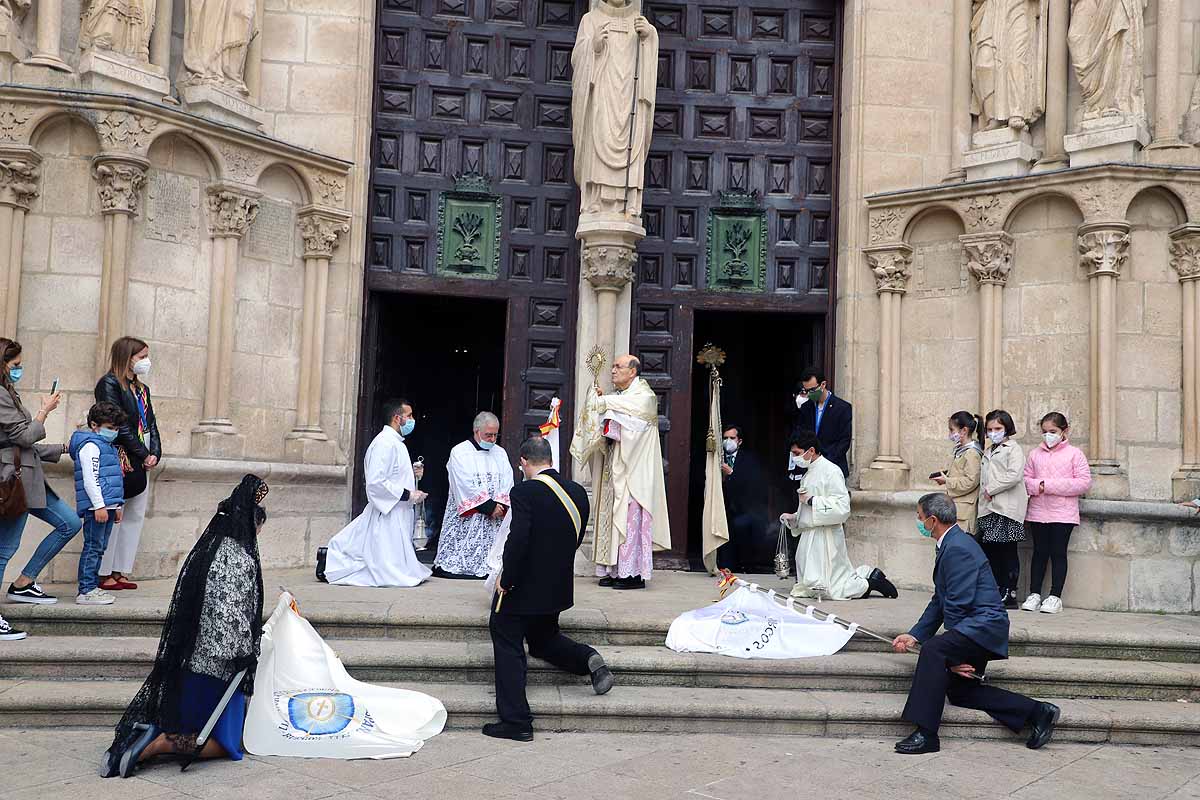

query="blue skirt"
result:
[178,671,247,760]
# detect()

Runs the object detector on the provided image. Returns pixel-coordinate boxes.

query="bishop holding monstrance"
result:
[571,0,658,221]
[570,355,670,590]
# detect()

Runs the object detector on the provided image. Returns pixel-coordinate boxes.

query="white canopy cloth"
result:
[244,593,446,759]
[665,585,856,660]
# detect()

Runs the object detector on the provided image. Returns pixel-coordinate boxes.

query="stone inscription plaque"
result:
[246,198,294,261]
[144,171,201,245]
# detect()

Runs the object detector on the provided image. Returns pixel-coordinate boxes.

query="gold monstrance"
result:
[585,345,607,392]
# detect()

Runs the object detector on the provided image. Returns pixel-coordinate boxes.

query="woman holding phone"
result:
[95,336,162,592]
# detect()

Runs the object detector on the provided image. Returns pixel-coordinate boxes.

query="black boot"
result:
[863,568,898,599]
[315,547,328,583]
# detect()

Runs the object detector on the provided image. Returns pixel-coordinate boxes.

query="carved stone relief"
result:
[0,155,40,209]
[96,111,159,152]
[867,247,913,294]
[1077,222,1131,277]
[298,211,349,260]
[206,187,259,238]
[0,104,32,143]
[93,158,148,215]
[144,170,201,244]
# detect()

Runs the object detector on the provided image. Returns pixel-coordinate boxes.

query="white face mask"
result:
[796,451,813,468]
[132,358,151,377]
[948,432,962,444]
[987,431,1005,445]
[795,394,807,410]
[722,439,738,454]
[1043,432,1063,448]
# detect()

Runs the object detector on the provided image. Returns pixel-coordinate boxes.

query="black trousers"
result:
[902,629,1038,736]
[980,540,1020,597]
[489,611,596,729]
[718,512,757,571]
[1027,521,1075,597]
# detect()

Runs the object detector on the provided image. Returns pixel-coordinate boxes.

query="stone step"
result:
[4,637,1199,702]
[1,679,1196,746]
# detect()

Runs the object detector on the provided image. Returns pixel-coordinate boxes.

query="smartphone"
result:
[928,471,943,480]
[50,378,59,394]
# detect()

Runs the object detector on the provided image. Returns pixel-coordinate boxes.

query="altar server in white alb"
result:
[782,429,897,601]
[433,412,514,579]
[323,399,431,587]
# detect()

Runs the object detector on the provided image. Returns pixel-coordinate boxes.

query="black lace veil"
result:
[105,474,268,761]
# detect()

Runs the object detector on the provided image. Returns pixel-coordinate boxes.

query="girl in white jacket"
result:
[977,410,1027,609]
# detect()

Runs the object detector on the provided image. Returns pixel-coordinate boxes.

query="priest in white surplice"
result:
[570,354,670,590]
[782,429,897,601]
[324,399,432,587]
[432,411,514,579]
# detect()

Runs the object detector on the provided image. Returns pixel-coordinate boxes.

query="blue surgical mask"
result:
[479,440,495,451]
[97,427,119,443]
[399,419,415,437]
[7,366,22,384]
[916,519,933,538]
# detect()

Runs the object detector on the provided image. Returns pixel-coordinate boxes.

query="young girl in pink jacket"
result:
[1021,412,1092,615]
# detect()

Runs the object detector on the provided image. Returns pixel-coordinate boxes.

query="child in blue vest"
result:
[69,402,127,606]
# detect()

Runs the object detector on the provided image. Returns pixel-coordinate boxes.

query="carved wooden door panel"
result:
[633,0,841,555]
[362,0,585,469]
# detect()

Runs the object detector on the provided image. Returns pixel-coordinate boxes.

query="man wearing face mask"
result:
[717,426,766,573]
[433,411,514,579]
[320,398,431,587]
[791,366,852,479]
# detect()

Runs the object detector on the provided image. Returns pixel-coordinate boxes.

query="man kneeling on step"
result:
[892,492,1059,755]
[485,436,613,742]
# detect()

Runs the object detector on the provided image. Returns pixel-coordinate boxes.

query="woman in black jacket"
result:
[94,336,162,591]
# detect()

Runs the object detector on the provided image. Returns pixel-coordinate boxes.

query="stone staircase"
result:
[1,570,1197,745]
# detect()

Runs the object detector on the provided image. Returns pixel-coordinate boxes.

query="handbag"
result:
[0,448,28,520]
[774,520,791,579]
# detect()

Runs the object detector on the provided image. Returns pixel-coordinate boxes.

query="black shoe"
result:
[894,728,940,755]
[6,582,57,605]
[432,566,486,580]
[99,747,119,778]
[315,547,328,583]
[119,722,161,778]
[482,721,533,742]
[598,576,615,587]
[1026,702,1060,750]
[612,576,646,590]
[1003,590,1019,610]
[588,652,614,695]
[0,614,26,641]
[865,568,899,599]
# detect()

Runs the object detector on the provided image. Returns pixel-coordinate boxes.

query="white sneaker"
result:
[76,588,115,605]
[0,614,26,640]
[1039,595,1063,614]
[1021,593,1042,612]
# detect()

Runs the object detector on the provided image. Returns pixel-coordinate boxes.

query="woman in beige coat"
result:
[932,410,984,533]
[976,409,1027,609]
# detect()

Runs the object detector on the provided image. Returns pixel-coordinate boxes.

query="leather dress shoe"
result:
[612,576,646,590]
[598,576,615,587]
[118,722,161,778]
[588,652,615,695]
[315,547,328,583]
[1026,702,1060,750]
[865,568,899,599]
[894,728,940,754]
[482,721,533,742]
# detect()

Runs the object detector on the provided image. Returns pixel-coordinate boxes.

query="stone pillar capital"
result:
[581,243,636,291]
[92,154,149,216]
[1077,221,1131,278]
[297,206,350,259]
[0,146,42,210]
[205,183,261,239]
[865,243,913,294]
[960,230,1014,286]
[1169,224,1200,282]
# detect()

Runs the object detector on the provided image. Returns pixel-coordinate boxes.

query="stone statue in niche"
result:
[1067,0,1147,124]
[1183,75,1200,144]
[79,0,156,61]
[969,0,1047,131]
[182,0,257,93]
[571,0,658,222]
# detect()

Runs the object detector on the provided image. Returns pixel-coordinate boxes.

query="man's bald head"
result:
[611,353,640,390]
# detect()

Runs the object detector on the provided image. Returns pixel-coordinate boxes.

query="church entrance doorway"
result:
[685,309,824,570]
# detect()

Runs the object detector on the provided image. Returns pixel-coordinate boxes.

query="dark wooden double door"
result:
[361,0,840,556]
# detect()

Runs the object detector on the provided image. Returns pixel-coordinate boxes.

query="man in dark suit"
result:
[718,425,767,572]
[484,436,615,742]
[892,493,1060,755]
[792,366,852,478]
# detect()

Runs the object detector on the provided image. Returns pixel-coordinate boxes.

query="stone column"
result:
[963,231,1013,413]
[27,0,70,71]
[243,0,266,105]
[285,206,350,465]
[1169,224,1200,499]
[149,0,175,75]
[92,154,148,373]
[0,148,40,339]
[193,184,259,457]
[945,0,971,183]
[1038,0,1070,169]
[1147,0,1186,150]
[861,243,913,491]
[1077,221,1129,493]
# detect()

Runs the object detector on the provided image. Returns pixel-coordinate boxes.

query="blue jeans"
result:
[0,487,83,587]
[78,512,115,595]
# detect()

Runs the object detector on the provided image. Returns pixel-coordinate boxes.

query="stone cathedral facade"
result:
[2,0,1199,612]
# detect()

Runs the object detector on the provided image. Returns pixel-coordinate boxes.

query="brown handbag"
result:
[0,447,27,520]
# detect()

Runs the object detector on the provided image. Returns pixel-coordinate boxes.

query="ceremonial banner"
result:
[245,593,446,759]
[700,367,729,575]
[665,585,855,660]
[539,397,562,471]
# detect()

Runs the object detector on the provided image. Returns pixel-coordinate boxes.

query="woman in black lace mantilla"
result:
[102,474,268,778]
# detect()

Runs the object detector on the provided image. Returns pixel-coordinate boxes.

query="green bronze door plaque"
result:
[706,190,767,292]
[437,174,502,278]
